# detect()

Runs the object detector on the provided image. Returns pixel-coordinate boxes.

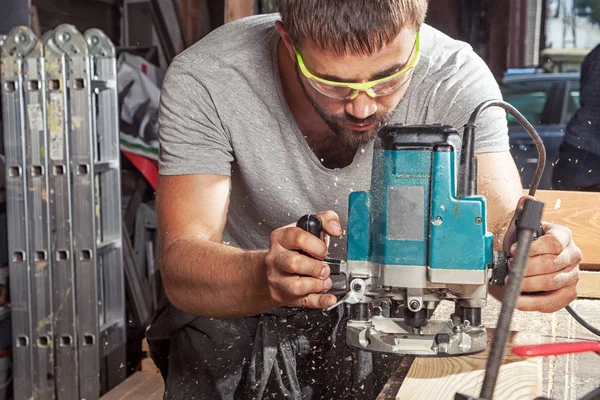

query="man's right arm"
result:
[157,174,339,318]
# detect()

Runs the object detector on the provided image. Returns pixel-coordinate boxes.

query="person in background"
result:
[552,43,600,191]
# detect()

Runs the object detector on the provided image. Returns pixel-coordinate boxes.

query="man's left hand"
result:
[500,196,582,313]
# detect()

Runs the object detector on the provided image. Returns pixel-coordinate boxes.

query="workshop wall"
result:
[426,0,511,82]
[31,0,120,44]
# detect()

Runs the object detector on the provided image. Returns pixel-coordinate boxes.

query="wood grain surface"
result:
[100,372,163,400]
[577,271,600,299]
[531,190,600,269]
[393,330,542,400]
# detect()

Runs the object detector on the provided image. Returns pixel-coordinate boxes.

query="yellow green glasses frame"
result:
[295,30,421,100]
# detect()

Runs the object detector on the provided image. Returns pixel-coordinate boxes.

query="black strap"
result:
[245,315,303,400]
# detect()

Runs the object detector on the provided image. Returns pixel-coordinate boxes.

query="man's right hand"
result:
[265,211,342,309]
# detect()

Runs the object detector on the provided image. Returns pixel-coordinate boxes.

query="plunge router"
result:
[300,123,493,356]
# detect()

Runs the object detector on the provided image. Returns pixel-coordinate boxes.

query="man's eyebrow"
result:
[317,63,403,83]
[368,64,403,80]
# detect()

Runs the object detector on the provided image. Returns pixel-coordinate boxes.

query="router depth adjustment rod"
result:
[455,199,544,400]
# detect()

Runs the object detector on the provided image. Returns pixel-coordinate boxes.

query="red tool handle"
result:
[512,341,600,357]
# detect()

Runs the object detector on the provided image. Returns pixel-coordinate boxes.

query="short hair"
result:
[278,0,428,55]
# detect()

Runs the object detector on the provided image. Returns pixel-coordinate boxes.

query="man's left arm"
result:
[435,47,581,313]
[475,151,522,250]
[477,151,582,313]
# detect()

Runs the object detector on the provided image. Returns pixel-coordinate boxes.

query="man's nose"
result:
[345,91,377,120]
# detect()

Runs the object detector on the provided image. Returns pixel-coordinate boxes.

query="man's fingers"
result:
[513,253,571,277]
[297,293,337,309]
[516,284,578,312]
[271,211,341,258]
[275,275,333,298]
[314,210,343,237]
[519,264,580,292]
[510,223,572,257]
[272,227,328,259]
[269,250,330,279]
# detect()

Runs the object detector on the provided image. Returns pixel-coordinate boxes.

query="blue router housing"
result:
[347,125,493,280]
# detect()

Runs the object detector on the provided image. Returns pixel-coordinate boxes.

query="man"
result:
[148,1,582,399]
[552,43,600,191]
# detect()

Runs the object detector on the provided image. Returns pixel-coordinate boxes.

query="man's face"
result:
[294,28,418,147]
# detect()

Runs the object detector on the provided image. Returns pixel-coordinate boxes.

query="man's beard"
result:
[296,69,392,147]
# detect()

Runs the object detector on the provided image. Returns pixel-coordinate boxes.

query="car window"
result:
[501,80,554,126]
[563,80,580,123]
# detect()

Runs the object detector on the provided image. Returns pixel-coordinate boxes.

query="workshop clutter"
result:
[117,52,163,161]
[1,25,126,399]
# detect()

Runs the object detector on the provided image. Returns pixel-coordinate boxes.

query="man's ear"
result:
[275,21,296,61]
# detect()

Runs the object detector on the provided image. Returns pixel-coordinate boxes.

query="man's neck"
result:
[277,40,358,169]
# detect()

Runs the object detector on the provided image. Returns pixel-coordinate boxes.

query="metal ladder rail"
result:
[53,24,102,399]
[0,26,35,400]
[44,30,79,400]
[85,28,126,393]
[22,27,55,400]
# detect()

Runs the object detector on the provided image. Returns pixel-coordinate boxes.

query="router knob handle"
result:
[296,214,347,295]
[296,214,322,239]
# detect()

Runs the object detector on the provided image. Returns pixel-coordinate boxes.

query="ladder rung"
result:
[91,79,116,92]
[100,320,123,336]
[97,240,120,256]
[94,160,118,173]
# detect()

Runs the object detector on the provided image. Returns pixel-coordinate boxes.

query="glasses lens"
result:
[371,69,414,96]
[308,79,355,99]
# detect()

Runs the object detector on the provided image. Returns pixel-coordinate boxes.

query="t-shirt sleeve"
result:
[158,59,234,176]
[432,49,510,154]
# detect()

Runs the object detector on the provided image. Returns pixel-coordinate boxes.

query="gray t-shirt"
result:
[158,13,509,259]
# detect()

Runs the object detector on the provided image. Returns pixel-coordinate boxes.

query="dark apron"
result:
[146,298,402,399]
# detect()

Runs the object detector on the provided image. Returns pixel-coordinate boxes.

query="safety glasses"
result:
[295,30,421,100]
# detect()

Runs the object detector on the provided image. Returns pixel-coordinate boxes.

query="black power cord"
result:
[565,305,600,337]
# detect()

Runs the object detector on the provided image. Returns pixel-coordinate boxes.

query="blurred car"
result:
[500,73,580,190]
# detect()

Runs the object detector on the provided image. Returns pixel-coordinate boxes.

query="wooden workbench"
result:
[100,371,163,399]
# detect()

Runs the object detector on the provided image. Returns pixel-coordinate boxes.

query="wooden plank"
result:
[224,0,254,23]
[529,190,600,269]
[122,376,164,399]
[376,357,414,400]
[179,0,223,46]
[384,330,542,400]
[100,372,156,400]
[141,357,160,374]
[577,271,600,299]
